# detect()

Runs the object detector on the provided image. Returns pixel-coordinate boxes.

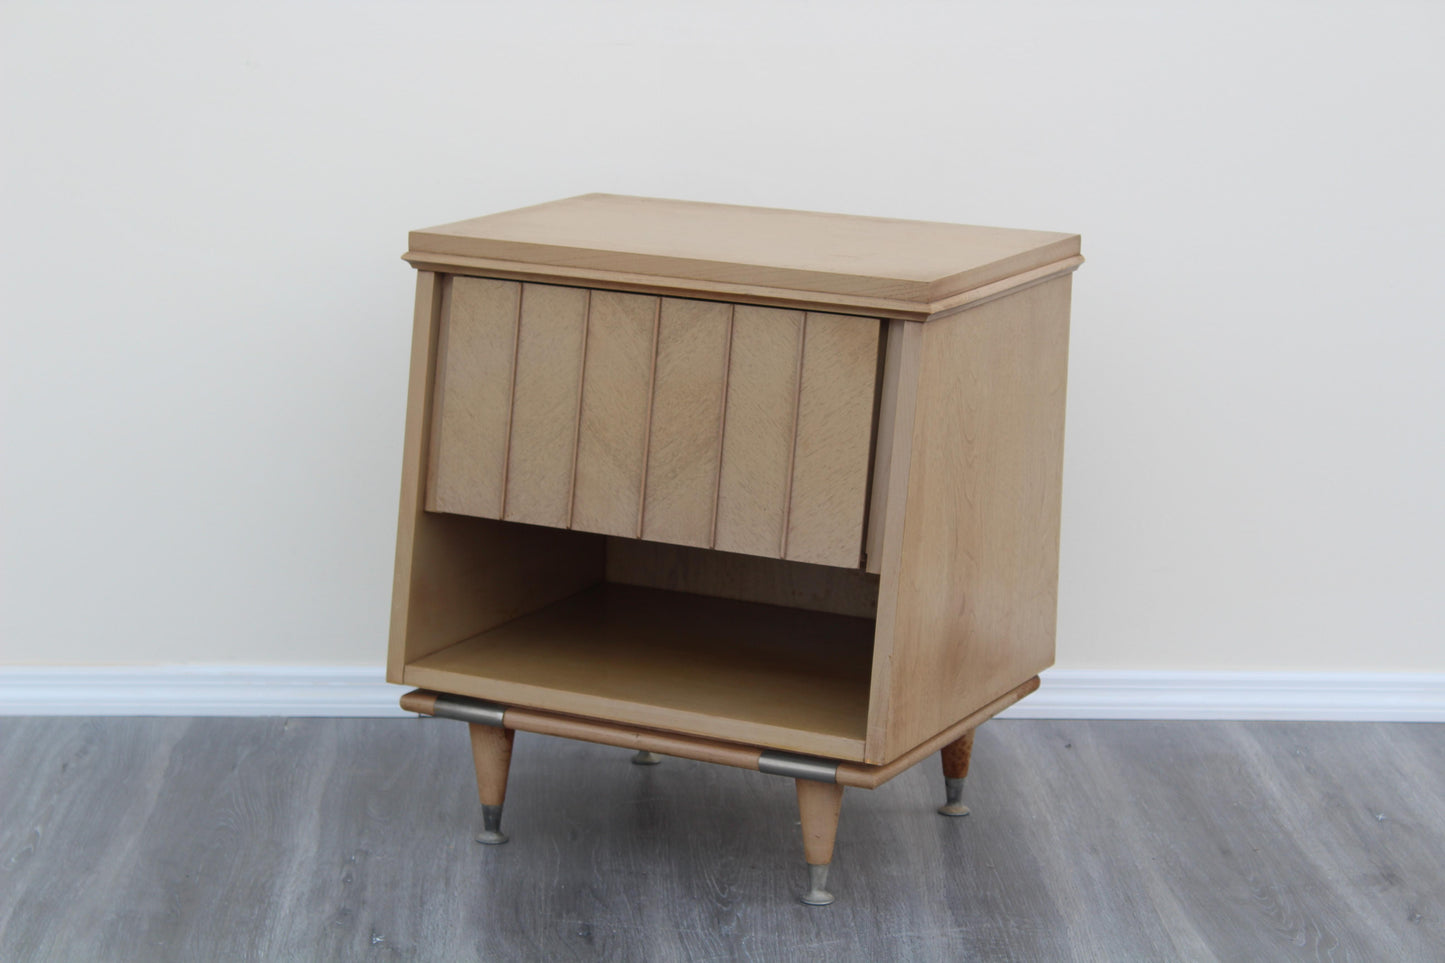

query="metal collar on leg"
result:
[758,751,839,783]
[431,693,508,727]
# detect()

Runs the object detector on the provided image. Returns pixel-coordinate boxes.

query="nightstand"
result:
[388,194,1081,905]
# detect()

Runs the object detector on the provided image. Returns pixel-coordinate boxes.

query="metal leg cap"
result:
[800,864,834,906]
[631,750,663,766]
[477,804,508,844]
[938,777,970,817]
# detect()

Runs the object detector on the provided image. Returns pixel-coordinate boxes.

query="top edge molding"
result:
[405,194,1082,320]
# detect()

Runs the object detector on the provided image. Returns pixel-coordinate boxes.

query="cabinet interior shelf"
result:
[403,583,875,760]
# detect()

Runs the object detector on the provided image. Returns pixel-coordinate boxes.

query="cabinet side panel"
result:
[877,277,1072,760]
[785,313,881,567]
[503,283,589,527]
[640,298,733,547]
[571,290,658,536]
[714,306,804,558]
[388,273,605,682]
[426,277,519,517]
[861,321,924,757]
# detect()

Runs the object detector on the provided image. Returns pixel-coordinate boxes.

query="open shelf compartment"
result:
[404,581,875,760]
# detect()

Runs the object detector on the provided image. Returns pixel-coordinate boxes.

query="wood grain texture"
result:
[426,277,518,518]
[503,283,588,528]
[713,305,803,559]
[407,194,1081,309]
[468,723,515,807]
[387,269,444,679]
[940,729,975,780]
[784,312,881,567]
[388,273,606,681]
[861,320,924,749]
[796,780,845,866]
[398,690,437,715]
[404,583,874,760]
[605,537,880,619]
[570,290,658,537]
[7,719,1442,961]
[639,298,732,547]
[388,513,605,678]
[870,278,1072,762]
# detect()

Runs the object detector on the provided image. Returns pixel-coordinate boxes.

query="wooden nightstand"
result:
[388,194,1081,905]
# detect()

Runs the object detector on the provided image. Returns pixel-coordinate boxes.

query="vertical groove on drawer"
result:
[778,313,809,558]
[423,276,454,512]
[708,305,736,548]
[504,284,590,528]
[571,291,657,537]
[784,312,882,567]
[565,290,593,530]
[864,319,905,574]
[714,306,805,559]
[497,283,525,520]
[642,298,733,548]
[427,276,522,519]
[634,299,663,538]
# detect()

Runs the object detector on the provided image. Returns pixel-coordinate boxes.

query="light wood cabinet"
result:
[389,194,1082,904]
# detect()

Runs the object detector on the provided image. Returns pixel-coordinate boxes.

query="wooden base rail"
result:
[400,675,1038,789]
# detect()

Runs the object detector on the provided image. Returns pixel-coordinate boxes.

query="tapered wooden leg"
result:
[938,728,975,816]
[796,779,845,906]
[469,723,516,845]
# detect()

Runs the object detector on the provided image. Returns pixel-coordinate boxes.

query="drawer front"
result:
[427,277,881,568]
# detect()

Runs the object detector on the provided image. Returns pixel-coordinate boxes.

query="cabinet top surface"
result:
[406,194,1080,308]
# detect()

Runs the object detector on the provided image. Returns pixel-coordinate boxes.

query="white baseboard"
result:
[0,666,1441,721]
[0,666,406,717]
[995,670,1445,722]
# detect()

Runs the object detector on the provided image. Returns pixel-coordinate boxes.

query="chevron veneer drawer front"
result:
[426,277,881,569]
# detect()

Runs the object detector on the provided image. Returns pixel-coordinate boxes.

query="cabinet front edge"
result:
[401,252,1083,322]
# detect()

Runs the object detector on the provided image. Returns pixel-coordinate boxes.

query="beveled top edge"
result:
[407,194,1081,305]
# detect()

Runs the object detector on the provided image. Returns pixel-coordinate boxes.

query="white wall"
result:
[2,1,1442,672]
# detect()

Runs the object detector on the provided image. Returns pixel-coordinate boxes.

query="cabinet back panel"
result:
[606,537,878,620]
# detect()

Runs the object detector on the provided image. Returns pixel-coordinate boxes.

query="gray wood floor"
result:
[0,717,1441,962]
